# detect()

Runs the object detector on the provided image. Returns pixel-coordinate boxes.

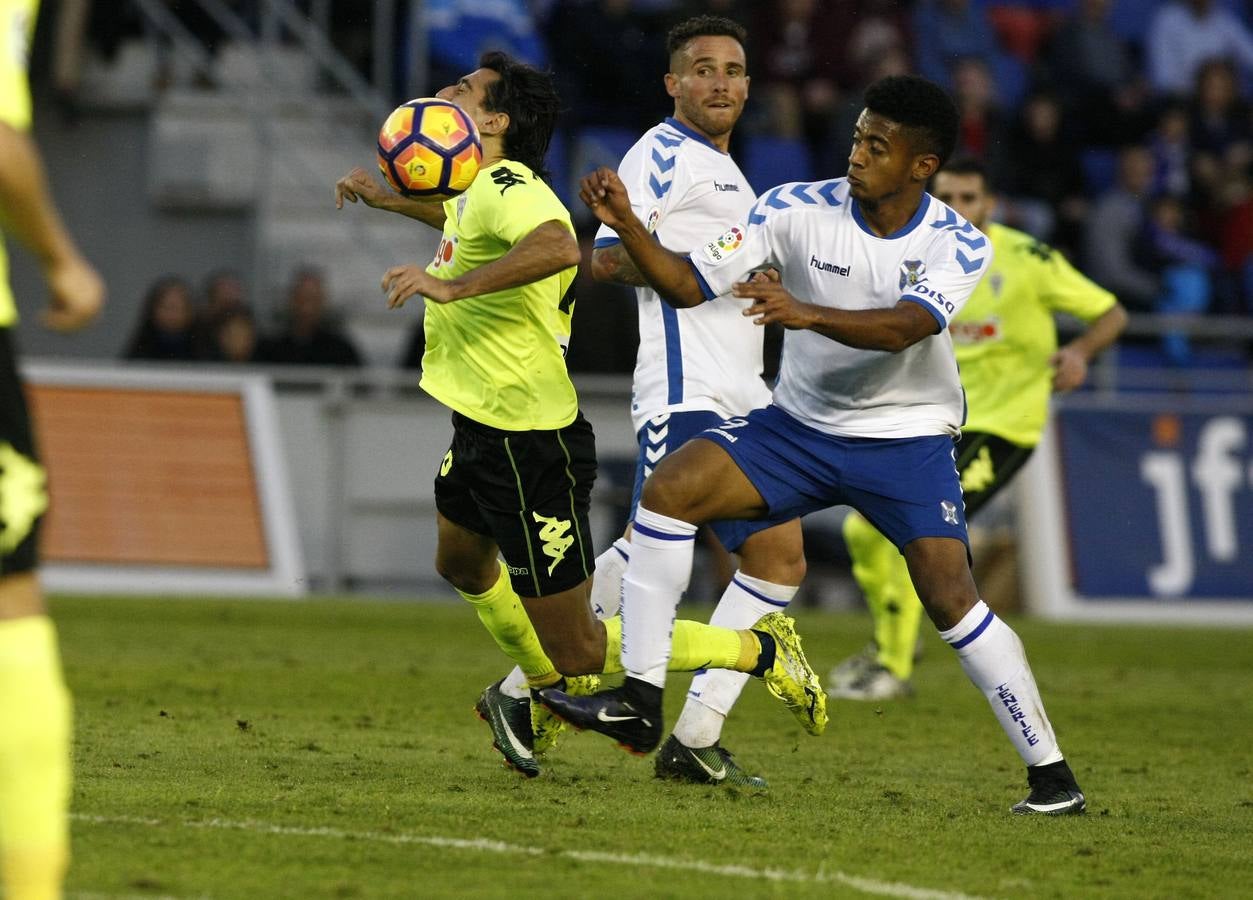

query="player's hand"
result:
[749,268,781,284]
[41,255,104,333]
[733,279,814,329]
[1049,346,1089,392]
[336,167,392,210]
[381,264,452,308]
[579,167,635,230]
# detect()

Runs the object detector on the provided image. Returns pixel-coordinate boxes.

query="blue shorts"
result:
[697,405,969,552]
[632,410,785,553]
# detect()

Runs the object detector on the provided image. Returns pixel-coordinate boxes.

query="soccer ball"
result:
[377,98,482,200]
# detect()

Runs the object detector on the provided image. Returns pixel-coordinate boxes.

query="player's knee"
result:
[639,457,704,519]
[917,584,978,629]
[435,556,495,595]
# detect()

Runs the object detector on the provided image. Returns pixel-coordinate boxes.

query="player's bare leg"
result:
[905,538,1085,814]
[659,519,806,787]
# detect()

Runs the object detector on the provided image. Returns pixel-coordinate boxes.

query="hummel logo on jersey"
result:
[940,500,959,525]
[809,255,851,276]
[713,182,741,192]
[533,511,574,574]
[597,709,651,726]
[490,166,527,194]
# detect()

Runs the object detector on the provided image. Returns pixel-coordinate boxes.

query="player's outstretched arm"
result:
[580,167,704,308]
[382,219,579,309]
[735,279,939,352]
[335,166,448,230]
[0,123,104,332]
[1049,300,1128,392]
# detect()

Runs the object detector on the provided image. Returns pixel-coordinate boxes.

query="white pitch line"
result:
[73,813,989,900]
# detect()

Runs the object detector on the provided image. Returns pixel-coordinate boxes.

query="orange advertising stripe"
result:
[27,386,270,569]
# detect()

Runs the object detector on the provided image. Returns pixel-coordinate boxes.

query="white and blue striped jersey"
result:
[594,117,770,433]
[688,178,992,439]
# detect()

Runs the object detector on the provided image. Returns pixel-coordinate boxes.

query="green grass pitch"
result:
[54,594,1252,899]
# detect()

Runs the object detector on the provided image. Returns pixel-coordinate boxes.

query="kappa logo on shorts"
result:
[940,500,960,525]
[0,442,49,554]
[532,512,574,575]
[440,450,454,476]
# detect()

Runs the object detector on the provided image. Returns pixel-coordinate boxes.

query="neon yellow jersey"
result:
[950,222,1117,447]
[419,159,578,431]
[0,0,37,328]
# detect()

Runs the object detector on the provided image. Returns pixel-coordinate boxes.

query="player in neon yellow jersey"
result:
[829,157,1128,701]
[336,52,823,778]
[0,1,106,896]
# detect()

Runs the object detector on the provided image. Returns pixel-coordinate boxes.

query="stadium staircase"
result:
[84,0,437,366]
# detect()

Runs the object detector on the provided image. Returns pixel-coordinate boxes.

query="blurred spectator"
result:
[123,276,199,362]
[209,308,261,364]
[912,0,1000,91]
[1189,58,1253,206]
[1135,195,1218,360]
[546,0,667,133]
[750,0,846,172]
[258,268,363,367]
[1002,90,1086,250]
[193,268,249,357]
[1146,0,1253,97]
[1149,102,1193,198]
[1047,0,1149,144]
[843,0,912,87]
[426,0,547,91]
[564,228,639,375]
[950,57,1010,186]
[1085,145,1161,312]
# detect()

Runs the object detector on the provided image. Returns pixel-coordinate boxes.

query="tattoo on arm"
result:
[594,243,648,286]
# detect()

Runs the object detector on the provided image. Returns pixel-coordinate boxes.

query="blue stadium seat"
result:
[1081,147,1119,194]
[743,136,814,195]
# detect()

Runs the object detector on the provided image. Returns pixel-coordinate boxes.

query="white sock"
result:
[621,505,697,689]
[500,665,531,700]
[589,537,631,619]
[940,600,1063,767]
[673,571,798,748]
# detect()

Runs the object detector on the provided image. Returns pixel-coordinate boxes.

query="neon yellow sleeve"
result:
[0,0,35,131]
[1034,241,1118,322]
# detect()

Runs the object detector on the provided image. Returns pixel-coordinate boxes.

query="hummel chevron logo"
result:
[645,446,666,464]
[651,148,676,172]
[647,425,668,443]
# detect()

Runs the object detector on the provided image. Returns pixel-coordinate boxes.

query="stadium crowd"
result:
[77,0,1253,368]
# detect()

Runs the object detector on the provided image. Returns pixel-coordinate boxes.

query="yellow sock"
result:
[459,563,560,689]
[0,616,72,900]
[602,615,756,674]
[845,513,923,680]
[877,551,925,681]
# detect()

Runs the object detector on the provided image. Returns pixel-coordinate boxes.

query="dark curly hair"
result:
[478,51,560,179]
[666,15,748,63]
[863,75,960,166]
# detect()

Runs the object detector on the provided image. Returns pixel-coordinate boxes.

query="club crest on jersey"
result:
[456,194,469,222]
[703,225,744,262]
[940,500,959,525]
[645,207,661,233]
[899,259,928,290]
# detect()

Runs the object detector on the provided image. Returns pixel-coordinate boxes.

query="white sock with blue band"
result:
[940,600,1063,767]
[621,506,698,689]
[674,571,797,748]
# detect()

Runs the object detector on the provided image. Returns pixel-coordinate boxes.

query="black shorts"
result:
[434,410,597,598]
[956,431,1035,520]
[0,328,45,576]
